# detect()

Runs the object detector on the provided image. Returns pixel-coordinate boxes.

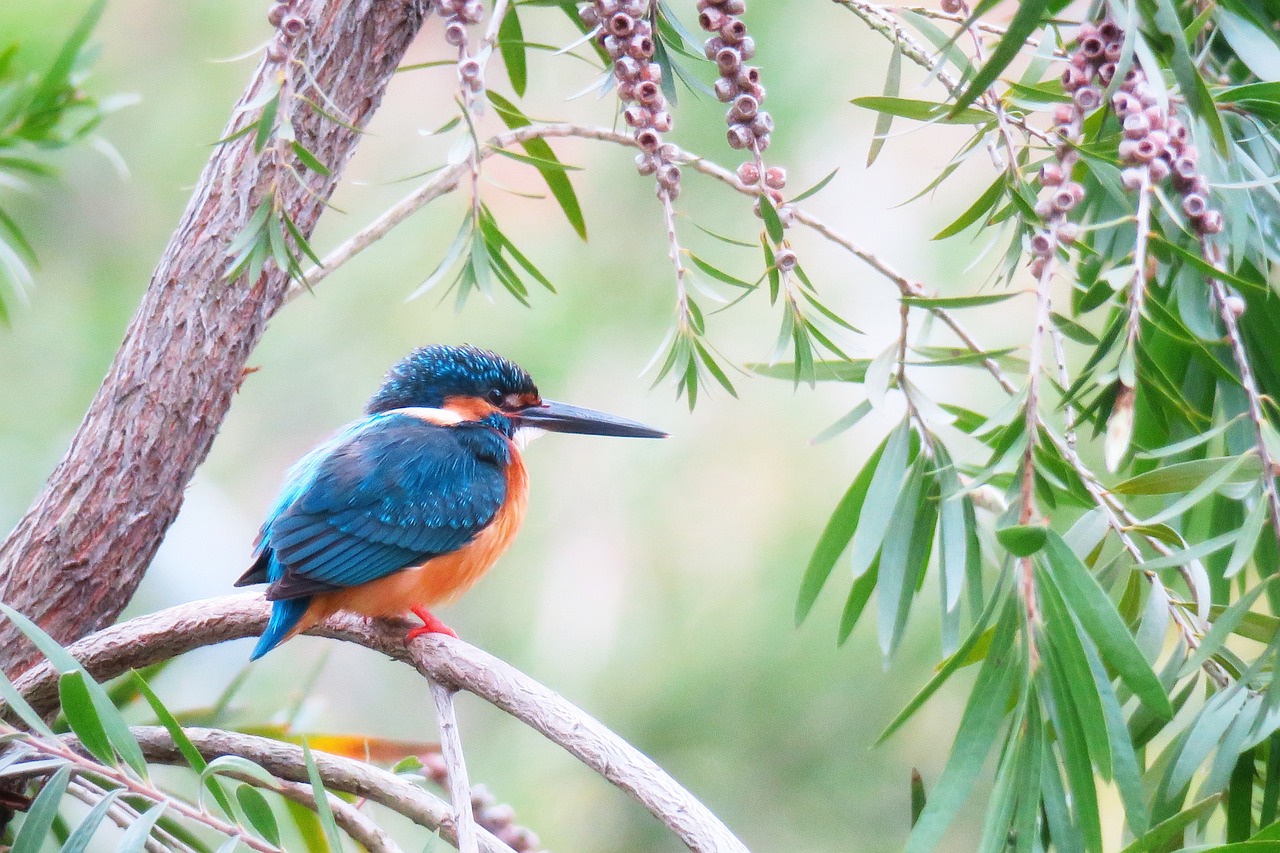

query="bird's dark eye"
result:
[486,388,505,406]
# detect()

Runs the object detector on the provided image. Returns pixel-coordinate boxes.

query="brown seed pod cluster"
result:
[1028,21,1134,275]
[1036,19,1223,276]
[422,754,543,851]
[265,0,307,63]
[580,1,682,199]
[439,0,487,93]
[696,0,790,223]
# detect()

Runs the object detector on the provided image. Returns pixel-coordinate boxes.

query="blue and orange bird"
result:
[237,344,666,659]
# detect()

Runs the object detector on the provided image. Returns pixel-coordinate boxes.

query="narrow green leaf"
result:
[877,458,931,657]
[1037,574,1112,778]
[14,765,72,851]
[932,444,969,614]
[1170,688,1248,795]
[812,399,873,445]
[237,784,281,846]
[1139,529,1243,571]
[488,91,586,239]
[1111,454,1259,495]
[692,340,736,398]
[758,194,784,245]
[1041,534,1173,719]
[1085,635,1150,834]
[487,146,582,171]
[933,176,1005,240]
[789,168,840,204]
[1181,578,1275,678]
[900,292,1020,309]
[849,421,913,579]
[837,559,879,645]
[996,524,1047,557]
[253,92,280,153]
[59,789,120,853]
[949,0,1048,115]
[1153,0,1225,150]
[0,665,56,738]
[867,40,901,167]
[852,96,991,125]
[498,3,528,96]
[59,670,114,766]
[303,740,344,853]
[1226,498,1269,579]
[1119,795,1220,853]
[290,141,331,177]
[687,253,753,289]
[117,802,167,853]
[749,359,869,382]
[0,602,82,672]
[28,0,106,116]
[906,605,1020,853]
[133,673,236,818]
[1040,638,1104,853]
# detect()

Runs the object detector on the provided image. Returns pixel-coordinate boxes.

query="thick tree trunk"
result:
[0,0,429,676]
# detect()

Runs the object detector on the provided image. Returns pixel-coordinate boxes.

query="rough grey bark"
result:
[0,0,429,675]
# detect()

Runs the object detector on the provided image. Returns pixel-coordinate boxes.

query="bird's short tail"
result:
[251,596,311,660]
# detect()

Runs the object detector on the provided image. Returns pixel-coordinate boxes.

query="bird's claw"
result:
[407,605,458,641]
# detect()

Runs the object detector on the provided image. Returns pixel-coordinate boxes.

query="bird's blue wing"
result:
[256,413,509,599]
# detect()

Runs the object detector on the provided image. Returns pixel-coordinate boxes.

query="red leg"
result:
[407,605,458,641]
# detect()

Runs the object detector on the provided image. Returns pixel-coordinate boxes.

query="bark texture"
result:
[0,0,429,676]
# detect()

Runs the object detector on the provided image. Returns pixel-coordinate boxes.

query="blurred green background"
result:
[0,1,1027,850]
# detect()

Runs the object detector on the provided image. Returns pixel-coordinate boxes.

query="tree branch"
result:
[0,0,429,677]
[129,726,512,853]
[11,594,751,853]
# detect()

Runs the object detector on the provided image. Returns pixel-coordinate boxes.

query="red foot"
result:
[407,605,458,641]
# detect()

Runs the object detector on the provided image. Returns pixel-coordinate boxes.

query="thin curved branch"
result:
[12,594,751,853]
[431,681,480,853]
[130,726,508,853]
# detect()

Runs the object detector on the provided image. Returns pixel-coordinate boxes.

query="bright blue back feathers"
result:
[243,410,511,658]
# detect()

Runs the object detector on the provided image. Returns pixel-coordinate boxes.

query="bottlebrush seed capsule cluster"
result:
[696,0,789,221]
[265,0,306,63]
[1035,18,1223,276]
[580,0,682,198]
[439,0,486,92]
[422,754,542,851]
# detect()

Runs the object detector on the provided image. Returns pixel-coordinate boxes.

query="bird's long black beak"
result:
[513,400,668,438]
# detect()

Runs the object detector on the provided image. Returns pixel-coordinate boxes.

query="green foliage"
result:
[786,0,1280,849]
[0,605,462,851]
[0,0,114,321]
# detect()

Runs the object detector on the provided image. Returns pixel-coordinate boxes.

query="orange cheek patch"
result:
[444,396,499,421]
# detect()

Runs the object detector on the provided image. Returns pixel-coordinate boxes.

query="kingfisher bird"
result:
[237,344,666,659]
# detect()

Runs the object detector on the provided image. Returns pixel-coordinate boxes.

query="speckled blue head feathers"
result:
[365,344,539,414]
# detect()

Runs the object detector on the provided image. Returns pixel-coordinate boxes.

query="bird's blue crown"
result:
[365,344,538,414]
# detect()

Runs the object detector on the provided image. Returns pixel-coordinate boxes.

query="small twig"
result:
[830,0,1049,144]
[659,190,691,320]
[9,730,283,853]
[1205,240,1280,556]
[431,681,479,853]
[1124,168,1153,357]
[66,777,179,853]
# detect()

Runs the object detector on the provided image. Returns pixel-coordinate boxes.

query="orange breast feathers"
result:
[300,444,530,628]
